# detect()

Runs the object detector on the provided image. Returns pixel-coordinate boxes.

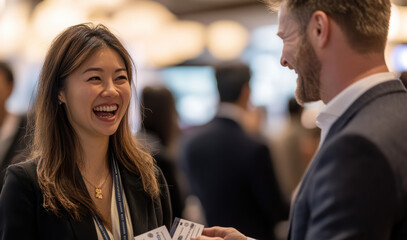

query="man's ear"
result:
[308,10,330,48]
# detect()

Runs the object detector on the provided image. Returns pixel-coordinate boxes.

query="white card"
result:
[170,218,204,240]
[134,225,172,240]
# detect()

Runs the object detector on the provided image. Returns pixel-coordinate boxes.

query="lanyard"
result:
[94,157,129,240]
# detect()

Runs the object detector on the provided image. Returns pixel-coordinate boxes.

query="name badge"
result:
[134,225,172,240]
[134,218,204,240]
[170,218,204,239]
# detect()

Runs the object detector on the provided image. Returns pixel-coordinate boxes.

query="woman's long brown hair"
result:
[30,23,159,220]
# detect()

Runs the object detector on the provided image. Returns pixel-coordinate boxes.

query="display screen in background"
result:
[392,44,407,72]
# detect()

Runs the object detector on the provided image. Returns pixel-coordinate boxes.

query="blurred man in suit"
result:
[0,62,29,191]
[193,0,407,239]
[181,62,288,240]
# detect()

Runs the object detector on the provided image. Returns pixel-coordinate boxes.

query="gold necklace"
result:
[82,171,110,200]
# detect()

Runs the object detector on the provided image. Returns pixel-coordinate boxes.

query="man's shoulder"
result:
[331,80,407,142]
[185,120,261,147]
[345,87,407,137]
[183,118,236,140]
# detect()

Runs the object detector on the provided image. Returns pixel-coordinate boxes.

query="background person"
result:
[181,61,288,240]
[138,85,185,219]
[0,61,30,191]
[271,97,306,203]
[0,24,172,240]
[271,97,320,206]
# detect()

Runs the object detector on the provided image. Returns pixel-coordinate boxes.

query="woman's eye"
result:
[116,75,128,81]
[88,76,101,81]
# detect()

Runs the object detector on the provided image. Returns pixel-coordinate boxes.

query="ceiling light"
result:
[207,20,249,60]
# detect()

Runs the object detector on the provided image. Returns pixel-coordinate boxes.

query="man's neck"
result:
[320,51,389,104]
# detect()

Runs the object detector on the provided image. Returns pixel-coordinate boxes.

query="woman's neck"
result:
[79,137,110,178]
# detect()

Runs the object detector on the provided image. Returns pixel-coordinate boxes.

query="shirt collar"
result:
[316,72,396,144]
[216,102,246,126]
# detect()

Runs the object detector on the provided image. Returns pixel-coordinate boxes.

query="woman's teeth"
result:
[93,105,118,112]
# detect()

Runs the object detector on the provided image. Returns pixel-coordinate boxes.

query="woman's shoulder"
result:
[6,158,39,182]
[1,158,40,203]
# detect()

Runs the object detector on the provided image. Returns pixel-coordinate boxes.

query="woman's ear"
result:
[58,91,66,105]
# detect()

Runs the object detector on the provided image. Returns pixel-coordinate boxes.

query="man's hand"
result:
[191,227,247,240]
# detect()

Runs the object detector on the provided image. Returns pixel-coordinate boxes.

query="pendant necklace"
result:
[82,171,110,199]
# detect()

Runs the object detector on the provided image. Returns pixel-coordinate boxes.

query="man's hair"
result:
[0,61,14,85]
[268,0,391,53]
[214,61,251,103]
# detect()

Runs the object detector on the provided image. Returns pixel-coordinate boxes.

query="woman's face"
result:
[58,47,131,142]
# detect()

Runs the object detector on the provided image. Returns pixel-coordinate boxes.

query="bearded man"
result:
[192,0,407,239]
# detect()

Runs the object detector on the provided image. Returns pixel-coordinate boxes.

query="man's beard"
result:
[294,34,322,105]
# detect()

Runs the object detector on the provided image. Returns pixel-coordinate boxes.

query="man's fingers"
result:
[202,226,230,237]
[191,237,222,240]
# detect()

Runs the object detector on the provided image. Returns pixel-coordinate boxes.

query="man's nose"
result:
[280,56,288,67]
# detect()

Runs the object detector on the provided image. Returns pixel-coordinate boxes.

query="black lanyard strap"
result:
[94,157,129,240]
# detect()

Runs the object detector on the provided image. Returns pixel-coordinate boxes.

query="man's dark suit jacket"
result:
[181,117,288,240]
[0,158,172,240]
[0,115,29,190]
[289,80,407,239]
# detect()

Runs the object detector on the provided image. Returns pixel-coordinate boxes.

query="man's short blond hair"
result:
[268,0,391,53]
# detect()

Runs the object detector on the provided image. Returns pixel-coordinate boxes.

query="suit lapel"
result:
[287,80,405,239]
[68,214,98,240]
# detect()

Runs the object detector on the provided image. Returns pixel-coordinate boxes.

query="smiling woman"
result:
[0,23,172,240]
[58,47,131,138]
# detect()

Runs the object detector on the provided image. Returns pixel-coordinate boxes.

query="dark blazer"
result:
[0,115,29,190]
[289,80,407,239]
[0,158,172,240]
[181,117,288,240]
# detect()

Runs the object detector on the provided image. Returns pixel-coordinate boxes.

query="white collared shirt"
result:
[316,72,397,146]
[216,102,246,126]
